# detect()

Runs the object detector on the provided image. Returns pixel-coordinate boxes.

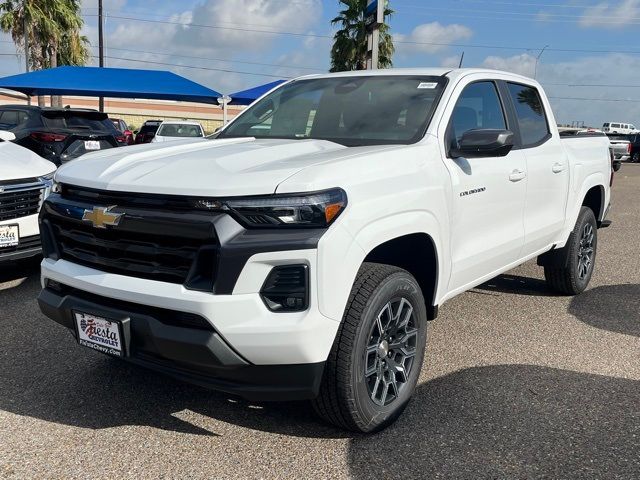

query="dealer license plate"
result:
[0,224,19,248]
[84,140,101,150]
[74,311,124,357]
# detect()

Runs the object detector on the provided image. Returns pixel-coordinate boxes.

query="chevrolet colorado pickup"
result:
[38,69,613,432]
[0,131,55,262]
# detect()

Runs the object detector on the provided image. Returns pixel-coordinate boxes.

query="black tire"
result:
[312,262,428,433]
[544,206,598,295]
[632,152,640,163]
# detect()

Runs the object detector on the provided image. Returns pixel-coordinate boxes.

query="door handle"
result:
[509,169,526,182]
[552,162,566,173]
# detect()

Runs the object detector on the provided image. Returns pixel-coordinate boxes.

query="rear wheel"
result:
[632,152,640,163]
[312,263,428,433]
[544,207,598,295]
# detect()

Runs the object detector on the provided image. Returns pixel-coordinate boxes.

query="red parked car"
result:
[134,119,163,144]
[110,118,134,145]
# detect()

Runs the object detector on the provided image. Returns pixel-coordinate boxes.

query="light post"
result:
[217,95,231,126]
[534,45,549,80]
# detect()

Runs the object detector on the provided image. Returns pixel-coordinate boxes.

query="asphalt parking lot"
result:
[1,165,638,480]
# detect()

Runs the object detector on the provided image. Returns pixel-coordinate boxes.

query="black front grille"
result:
[42,193,220,289]
[0,187,42,221]
[0,234,41,254]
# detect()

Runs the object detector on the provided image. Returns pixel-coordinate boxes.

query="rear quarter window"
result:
[0,110,29,129]
[506,83,550,147]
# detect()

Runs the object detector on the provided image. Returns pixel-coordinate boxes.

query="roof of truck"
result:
[296,68,537,84]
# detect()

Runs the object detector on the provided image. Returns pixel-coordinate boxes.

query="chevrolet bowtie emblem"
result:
[82,206,123,229]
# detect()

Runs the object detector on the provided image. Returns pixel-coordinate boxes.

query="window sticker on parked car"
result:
[417,82,438,89]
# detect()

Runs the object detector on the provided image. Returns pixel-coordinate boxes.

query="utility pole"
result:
[365,0,384,69]
[23,14,30,105]
[98,0,104,112]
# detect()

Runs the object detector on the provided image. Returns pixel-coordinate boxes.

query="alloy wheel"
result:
[364,298,418,406]
[577,223,595,280]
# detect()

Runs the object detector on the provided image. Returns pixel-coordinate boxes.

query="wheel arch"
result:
[363,233,439,320]
[582,184,605,222]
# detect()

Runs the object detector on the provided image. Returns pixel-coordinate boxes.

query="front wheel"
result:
[312,263,428,433]
[632,152,640,163]
[544,207,598,295]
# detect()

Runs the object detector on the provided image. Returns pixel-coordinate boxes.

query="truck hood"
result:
[54,137,359,196]
[0,141,56,181]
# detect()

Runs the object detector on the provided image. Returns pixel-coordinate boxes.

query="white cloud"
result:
[96,0,323,93]
[478,53,640,127]
[395,22,473,54]
[579,0,640,28]
[440,55,462,68]
[481,53,537,77]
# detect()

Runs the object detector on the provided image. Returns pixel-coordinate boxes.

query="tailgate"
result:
[60,134,119,163]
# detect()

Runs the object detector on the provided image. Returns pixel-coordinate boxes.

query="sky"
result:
[1,0,640,126]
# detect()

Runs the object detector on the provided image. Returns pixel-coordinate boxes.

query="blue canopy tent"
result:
[0,66,222,103]
[228,80,286,106]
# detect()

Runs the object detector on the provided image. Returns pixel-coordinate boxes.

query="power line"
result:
[549,96,640,103]
[446,0,605,9]
[546,83,640,88]
[88,45,325,72]
[81,12,640,56]
[96,55,293,79]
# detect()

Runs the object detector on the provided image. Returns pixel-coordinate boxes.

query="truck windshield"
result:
[219,75,446,146]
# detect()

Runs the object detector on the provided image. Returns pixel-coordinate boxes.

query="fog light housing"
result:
[260,265,309,312]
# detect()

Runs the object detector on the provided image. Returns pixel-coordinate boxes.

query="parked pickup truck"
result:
[38,69,613,433]
[607,133,631,162]
[0,131,55,262]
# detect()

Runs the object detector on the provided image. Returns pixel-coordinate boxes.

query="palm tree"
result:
[0,0,89,106]
[330,0,394,72]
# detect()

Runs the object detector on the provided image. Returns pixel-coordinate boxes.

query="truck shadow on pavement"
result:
[348,365,640,479]
[568,284,640,337]
[0,273,344,439]
[0,257,41,285]
[2,267,638,466]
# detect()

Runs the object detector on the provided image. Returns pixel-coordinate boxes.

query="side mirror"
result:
[450,129,514,158]
[0,130,16,142]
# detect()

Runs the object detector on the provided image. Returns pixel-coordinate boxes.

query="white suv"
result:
[0,131,55,262]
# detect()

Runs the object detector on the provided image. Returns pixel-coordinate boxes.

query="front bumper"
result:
[0,234,41,262]
[1,213,43,262]
[38,284,326,401]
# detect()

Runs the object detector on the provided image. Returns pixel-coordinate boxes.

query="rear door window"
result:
[506,83,550,147]
[42,112,114,132]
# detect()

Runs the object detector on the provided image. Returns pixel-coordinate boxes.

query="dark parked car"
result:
[623,133,640,162]
[111,118,134,145]
[134,119,163,144]
[0,105,122,166]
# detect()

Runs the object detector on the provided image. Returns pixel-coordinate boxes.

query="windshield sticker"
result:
[417,82,438,89]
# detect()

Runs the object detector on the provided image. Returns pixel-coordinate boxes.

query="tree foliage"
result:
[0,0,89,71]
[330,0,394,72]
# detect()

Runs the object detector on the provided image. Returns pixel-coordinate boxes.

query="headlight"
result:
[38,172,57,200]
[194,188,347,228]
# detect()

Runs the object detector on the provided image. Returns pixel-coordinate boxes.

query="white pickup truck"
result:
[38,69,613,432]
[0,132,55,262]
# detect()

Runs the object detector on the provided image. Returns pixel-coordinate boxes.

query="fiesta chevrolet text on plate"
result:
[37,68,613,433]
